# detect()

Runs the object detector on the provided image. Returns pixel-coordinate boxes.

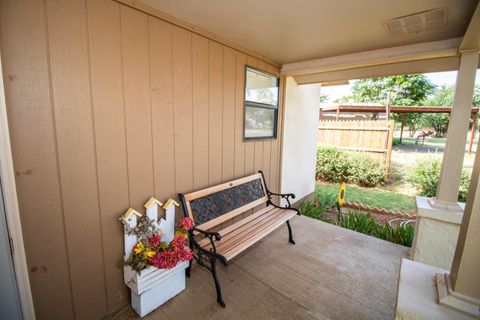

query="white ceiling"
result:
[141,0,478,64]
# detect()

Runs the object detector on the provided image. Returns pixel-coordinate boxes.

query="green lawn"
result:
[395,135,478,148]
[316,182,416,214]
[394,136,446,147]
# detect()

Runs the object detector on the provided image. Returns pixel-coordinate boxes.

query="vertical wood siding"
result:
[0,1,282,319]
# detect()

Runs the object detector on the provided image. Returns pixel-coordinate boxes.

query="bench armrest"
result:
[266,191,300,215]
[190,226,226,260]
[268,191,295,200]
[193,226,221,241]
[258,170,299,215]
[188,228,228,267]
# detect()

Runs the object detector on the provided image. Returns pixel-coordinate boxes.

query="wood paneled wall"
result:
[0,1,283,319]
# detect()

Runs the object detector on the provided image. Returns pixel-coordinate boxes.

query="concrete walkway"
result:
[113,216,409,320]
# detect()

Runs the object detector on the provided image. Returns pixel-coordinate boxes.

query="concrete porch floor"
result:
[113,215,409,320]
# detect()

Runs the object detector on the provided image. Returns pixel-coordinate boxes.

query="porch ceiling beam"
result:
[460,1,480,52]
[320,105,479,114]
[318,80,349,87]
[282,38,462,77]
[294,56,462,85]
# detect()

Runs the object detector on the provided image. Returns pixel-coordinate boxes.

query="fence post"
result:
[385,120,394,178]
[468,112,477,154]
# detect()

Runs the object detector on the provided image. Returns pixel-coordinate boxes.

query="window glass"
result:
[244,67,279,140]
[245,68,279,106]
[245,106,275,138]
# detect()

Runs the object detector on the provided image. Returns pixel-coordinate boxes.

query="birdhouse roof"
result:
[120,208,141,221]
[144,197,163,209]
[163,198,179,209]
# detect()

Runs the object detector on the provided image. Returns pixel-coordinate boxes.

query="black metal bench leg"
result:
[186,259,192,278]
[286,220,295,244]
[209,258,226,308]
[186,237,193,278]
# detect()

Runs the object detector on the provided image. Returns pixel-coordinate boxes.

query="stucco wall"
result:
[280,77,320,203]
[412,196,463,270]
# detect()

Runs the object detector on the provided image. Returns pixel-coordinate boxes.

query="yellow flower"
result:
[134,242,144,254]
[338,182,346,207]
[143,250,155,259]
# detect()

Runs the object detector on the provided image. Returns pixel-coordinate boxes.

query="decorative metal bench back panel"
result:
[190,178,266,225]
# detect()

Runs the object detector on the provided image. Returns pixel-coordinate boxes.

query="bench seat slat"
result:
[200,207,297,261]
[214,209,286,252]
[217,206,276,236]
[221,209,297,261]
[197,206,280,247]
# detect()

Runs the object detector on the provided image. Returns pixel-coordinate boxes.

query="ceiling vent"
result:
[383,7,448,37]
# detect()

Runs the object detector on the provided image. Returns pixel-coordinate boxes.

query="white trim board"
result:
[0,52,36,319]
[282,37,462,76]
[293,56,463,85]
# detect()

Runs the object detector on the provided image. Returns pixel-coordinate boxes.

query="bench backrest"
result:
[179,173,268,230]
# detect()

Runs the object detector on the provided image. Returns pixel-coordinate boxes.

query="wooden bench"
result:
[178,171,299,307]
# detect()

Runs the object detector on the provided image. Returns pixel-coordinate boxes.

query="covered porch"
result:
[113,216,408,320]
[1,0,480,320]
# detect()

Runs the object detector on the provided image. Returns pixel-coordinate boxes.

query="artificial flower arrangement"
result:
[122,214,194,273]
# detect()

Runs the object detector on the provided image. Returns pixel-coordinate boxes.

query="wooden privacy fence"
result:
[317,120,395,171]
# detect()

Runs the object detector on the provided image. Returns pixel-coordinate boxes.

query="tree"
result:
[333,95,353,104]
[423,84,480,107]
[350,75,436,140]
[418,113,450,137]
[419,85,453,137]
[351,75,435,106]
[419,85,480,137]
[319,93,329,103]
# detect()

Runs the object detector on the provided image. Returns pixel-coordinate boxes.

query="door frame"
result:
[0,52,36,319]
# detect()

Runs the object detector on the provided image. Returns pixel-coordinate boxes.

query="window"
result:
[244,67,279,140]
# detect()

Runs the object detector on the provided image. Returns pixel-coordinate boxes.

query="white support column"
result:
[397,7,480,319]
[280,77,320,204]
[411,51,479,270]
[434,51,479,210]
[396,58,480,317]
[435,124,480,318]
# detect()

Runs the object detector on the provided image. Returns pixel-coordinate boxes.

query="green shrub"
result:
[316,147,347,182]
[314,191,337,214]
[409,158,441,197]
[299,191,337,223]
[298,200,333,223]
[298,200,320,219]
[337,212,377,235]
[300,203,416,247]
[409,158,471,202]
[349,155,386,187]
[336,211,415,247]
[375,222,415,247]
[316,147,386,187]
[392,137,401,145]
[458,170,471,202]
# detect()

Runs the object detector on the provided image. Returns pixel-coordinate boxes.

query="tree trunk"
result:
[399,114,405,144]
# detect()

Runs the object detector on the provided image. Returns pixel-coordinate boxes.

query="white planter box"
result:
[124,261,188,317]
